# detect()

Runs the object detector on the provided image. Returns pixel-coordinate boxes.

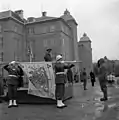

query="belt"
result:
[56,72,65,75]
[9,75,17,77]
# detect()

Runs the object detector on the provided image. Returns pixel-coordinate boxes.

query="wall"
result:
[26,20,64,61]
[78,41,92,75]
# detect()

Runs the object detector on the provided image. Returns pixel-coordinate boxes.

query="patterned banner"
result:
[21,62,55,99]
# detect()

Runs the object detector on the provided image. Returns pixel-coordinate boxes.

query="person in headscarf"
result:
[97,58,108,101]
[44,48,52,62]
[54,55,75,108]
[3,61,24,108]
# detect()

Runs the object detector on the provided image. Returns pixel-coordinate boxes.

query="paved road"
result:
[1,81,119,120]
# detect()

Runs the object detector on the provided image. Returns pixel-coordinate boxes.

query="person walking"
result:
[90,71,95,87]
[82,68,87,90]
[97,58,108,101]
[3,61,23,108]
[54,55,75,108]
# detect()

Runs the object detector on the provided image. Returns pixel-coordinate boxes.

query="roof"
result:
[0,10,24,24]
[60,9,78,25]
[80,33,91,42]
[35,16,57,22]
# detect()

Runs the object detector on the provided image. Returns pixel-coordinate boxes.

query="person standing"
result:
[44,48,52,62]
[90,71,95,87]
[82,68,87,90]
[97,58,108,101]
[3,61,22,108]
[54,55,75,108]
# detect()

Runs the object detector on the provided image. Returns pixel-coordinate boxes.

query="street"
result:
[1,80,119,120]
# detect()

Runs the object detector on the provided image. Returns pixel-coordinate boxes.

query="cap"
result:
[46,48,52,51]
[56,55,62,61]
[9,61,16,65]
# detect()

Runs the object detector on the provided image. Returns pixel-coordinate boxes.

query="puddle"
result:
[108,103,116,108]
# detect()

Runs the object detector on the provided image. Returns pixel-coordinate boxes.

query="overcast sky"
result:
[0,0,119,62]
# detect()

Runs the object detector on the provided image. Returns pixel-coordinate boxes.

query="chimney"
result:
[15,10,24,19]
[42,11,47,17]
[27,17,36,22]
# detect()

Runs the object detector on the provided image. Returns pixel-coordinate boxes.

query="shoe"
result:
[100,98,108,101]
[57,104,67,108]
[13,100,18,107]
[13,104,18,107]
[84,88,87,90]
[8,100,13,108]
[8,105,13,108]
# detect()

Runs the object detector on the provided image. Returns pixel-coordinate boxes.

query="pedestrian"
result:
[82,68,87,90]
[54,55,75,108]
[44,48,52,62]
[97,58,108,101]
[3,61,23,108]
[67,68,73,84]
[90,71,95,87]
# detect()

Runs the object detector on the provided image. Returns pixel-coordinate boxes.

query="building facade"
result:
[78,33,93,75]
[0,9,79,64]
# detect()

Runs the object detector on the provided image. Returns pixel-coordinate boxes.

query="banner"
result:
[21,62,55,99]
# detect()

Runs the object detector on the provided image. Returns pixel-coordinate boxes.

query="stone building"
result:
[78,33,92,75]
[0,9,79,63]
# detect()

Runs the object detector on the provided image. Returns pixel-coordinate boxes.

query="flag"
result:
[27,43,33,61]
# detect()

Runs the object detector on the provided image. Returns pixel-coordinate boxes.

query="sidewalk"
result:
[0,81,119,120]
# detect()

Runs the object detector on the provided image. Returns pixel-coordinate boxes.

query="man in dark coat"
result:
[90,71,95,87]
[67,68,73,84]
[97,58,108,101]
[44,48,52,62]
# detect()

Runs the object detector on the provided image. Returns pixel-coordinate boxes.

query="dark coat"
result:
[3,65,24,86]
[54,62,74,84]
[98,64,107,84]
[67,69,73,83]
[90,72,95,82]
[44,53,52,62]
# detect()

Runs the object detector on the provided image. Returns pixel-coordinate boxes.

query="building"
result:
[78,33,92,75]
[0,10,26,63]
[0,9,79,63]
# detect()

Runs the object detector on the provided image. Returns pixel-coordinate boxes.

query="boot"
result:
[8,100,13,108]
[13,100,18,107]
[57,100,67,108]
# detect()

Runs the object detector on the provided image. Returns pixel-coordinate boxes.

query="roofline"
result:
[79,40,91,42]
[25,17,72,29]
[0,16,25,25]
[67,19,78,25]
[0,10,25,25]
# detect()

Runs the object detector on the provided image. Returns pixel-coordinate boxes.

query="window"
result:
[42,27,47,33]
[0,52,3,62]
[14,26,17,32]
[43,39,48,47]
[50,25,55,32]
[0,25,2,32]
[0,37,3,48]
[28,28,34,34]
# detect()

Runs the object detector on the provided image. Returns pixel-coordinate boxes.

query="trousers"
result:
[83,79,87,89]
[55,83,65,100]
[99,80,107,99]
[8,84,17,100]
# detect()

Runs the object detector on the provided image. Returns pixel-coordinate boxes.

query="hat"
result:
[56,55,62,61]
[9,61,16,65]
[46,48,52,51]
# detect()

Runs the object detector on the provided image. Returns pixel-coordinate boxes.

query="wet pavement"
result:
[1,81,119,120]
